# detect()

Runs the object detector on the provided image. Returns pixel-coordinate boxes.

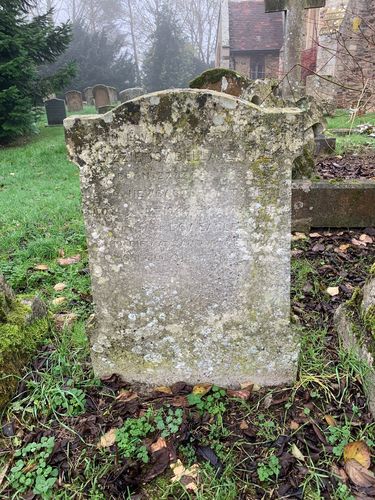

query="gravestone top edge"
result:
[64,88,303,131]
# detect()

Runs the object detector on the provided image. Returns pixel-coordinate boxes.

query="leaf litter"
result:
[1,228,374,498]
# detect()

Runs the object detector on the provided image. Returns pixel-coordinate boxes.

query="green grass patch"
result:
[326,110,375,130]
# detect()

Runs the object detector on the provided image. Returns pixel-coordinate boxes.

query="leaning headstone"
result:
[120,87,145,103]
[93,85,111,109]
[65,90,83,112]
[84,87,94,105]
[45,98,67,126]
[108,87,118,103]
[64,89,306,387]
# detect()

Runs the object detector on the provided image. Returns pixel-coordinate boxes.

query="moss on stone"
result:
[293,146,316,180]
[189,68,248,89]
[0,298,49,408]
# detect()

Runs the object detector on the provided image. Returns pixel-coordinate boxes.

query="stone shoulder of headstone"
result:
[64,89,307,387]
[190,69,282,107]
[0,275,49,407]
[119,87,145,103]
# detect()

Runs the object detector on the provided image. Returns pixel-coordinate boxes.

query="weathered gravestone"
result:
[84,87,94,105]
[120,87,145,103]
[65,90,83,112]
[93,85,111,109]
[108,87,118,103]
[45,98,67,126]
[64,89,307,387]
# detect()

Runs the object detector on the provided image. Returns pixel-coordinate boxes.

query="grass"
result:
[326,110,375,130]
[0,111,374,498]
[325,110,375,155]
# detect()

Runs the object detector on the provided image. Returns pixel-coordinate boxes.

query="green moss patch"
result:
[0,298,49,407]
[189,68,249,90]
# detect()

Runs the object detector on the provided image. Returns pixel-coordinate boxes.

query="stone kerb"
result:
[64,89,307,388]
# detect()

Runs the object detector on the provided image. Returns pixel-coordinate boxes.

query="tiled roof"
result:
[229,0,284,51]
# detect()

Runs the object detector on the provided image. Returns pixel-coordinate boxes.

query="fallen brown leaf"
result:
[352,238,367,247]
[57,254,81,266]
[54,282,67,292]
[227,389,252,400]
[344,459,375,488]
[239,420,249,430]
[116,390,138,402]
[97,428,117,449]
[360,234,373,244]
[324,415,337,427]
[151,437,167,453]
[334,244,351,254]
[155,386,173,395]
[331,464,348,483]
[326,286,340,297]
[290,420,299,431]
[170,460,199,492]
[292,232,307,241]
[34,264,49,271]
[291,443,305,462]
[171,395,189,407]
[192,384,212,397]
[52,297,66,306]
[344,441,371,469]
[309,232,321,238]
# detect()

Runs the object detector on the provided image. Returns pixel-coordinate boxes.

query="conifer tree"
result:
[0,0,74,144]
[143,4,208,92]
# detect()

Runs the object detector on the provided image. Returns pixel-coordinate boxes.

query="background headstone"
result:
[84,87,94,105]
[108,86,118,103]
[93,85,111,109]
[65,90,83,112]
[64,89,306,387]
[120,87,145,103]
[45,98,67,126]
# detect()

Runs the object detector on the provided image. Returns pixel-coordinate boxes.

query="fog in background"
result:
[31,0,220,92]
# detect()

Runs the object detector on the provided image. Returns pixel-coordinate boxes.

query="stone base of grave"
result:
[292,180,375,231]
[334,274,375,416]
[89,318,299,388]
[0,276,49,408]
[314,135,336,156]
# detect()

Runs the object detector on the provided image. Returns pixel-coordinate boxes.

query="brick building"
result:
[215,0,320,81]
[216,0,374,109]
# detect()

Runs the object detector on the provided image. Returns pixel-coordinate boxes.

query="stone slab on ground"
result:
[64,89,307,388]
[292,179,375,231]
[0,275,49,407]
